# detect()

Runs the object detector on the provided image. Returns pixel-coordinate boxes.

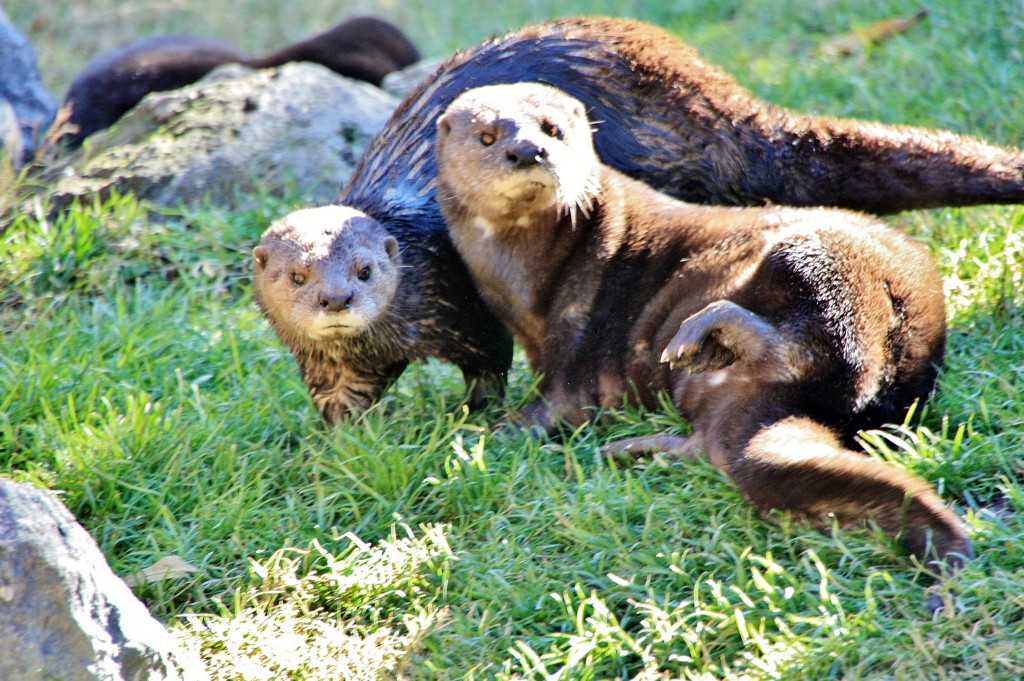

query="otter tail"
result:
[730,415,972,595]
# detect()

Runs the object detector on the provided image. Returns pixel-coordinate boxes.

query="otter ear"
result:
[383,236,400,262]
[437,114,451,136]
[253,245,269,269]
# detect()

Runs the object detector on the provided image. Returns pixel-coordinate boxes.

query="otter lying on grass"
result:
[435,82,970,611]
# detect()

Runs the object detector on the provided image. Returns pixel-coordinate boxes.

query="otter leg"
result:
[599,431,702,460]
[303,360,406,426]
[662,300,796,375]
[461,368,507,411]
[712,415,972,612]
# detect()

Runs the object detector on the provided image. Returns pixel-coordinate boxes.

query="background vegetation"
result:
[3,0,1023,678]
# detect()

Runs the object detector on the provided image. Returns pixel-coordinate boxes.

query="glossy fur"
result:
[312,15,1023,422]
[436,83,970,607]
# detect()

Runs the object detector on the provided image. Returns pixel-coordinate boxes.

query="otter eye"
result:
[357,265,371,281]
[541,120,563,140]
[291,272,306,286]
[480,132,495,147]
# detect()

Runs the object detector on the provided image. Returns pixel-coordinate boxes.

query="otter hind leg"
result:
[662,300,787,374]
[599,431,703,460]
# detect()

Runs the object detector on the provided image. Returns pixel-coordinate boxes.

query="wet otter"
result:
[63,16,420,145]
[435,82,970,607]
[344,16,1024,218]
[252,205,510,424]
[280,15,1024,420]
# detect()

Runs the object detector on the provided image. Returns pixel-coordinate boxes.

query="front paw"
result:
[462,370,507,412]
[497,398,558,438]
[662,300,778,373]
[599,432,696,460]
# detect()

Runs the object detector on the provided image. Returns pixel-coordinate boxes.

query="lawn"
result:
[2,0,1023,678]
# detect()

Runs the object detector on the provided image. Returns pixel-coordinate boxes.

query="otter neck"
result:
[440,182,592,367]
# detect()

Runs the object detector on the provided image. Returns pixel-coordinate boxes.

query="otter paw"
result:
[599,432,699,460]
[462,370,507,412]
[496,398,559,439]
[661,300,779,373]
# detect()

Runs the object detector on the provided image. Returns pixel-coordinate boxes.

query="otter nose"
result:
[506,140,546,167]
[319,291,354,312]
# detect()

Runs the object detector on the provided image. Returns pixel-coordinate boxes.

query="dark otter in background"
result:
[344,16,1024,218]
[271,15,1024,420]
[62,16,420,145]
[253,205,510,424]
[435,82,969,608]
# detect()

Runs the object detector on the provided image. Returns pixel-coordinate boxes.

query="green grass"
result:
[3,0,1024,678]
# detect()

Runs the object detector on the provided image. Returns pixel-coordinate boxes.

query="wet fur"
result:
[252,206,509,424]
[285,15,1023,424]
[63,16,420,144]
[435,83,971,607]
[345,16,1024,219]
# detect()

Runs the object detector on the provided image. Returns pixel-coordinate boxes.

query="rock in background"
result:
[50,61,399,212]
[380,56,444,100]
[0,478,205,681]
[0,8,57,165]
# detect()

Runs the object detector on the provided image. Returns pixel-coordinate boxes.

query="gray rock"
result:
[380,57,445,100]
[0,478,205,680]
[49,61,398,212]
[0,8,57,164]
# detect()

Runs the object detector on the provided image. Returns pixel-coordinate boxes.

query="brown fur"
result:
[274,15,1024,422]
[436,83,971,608]
[253,205,508,424]
[346,16,1024,219]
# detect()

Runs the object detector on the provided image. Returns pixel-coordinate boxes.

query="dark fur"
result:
[63,16,420,145]
[344,16,1024,218]
[436,83,970,608]
[271,16,1023,421]
[253,206,510,424]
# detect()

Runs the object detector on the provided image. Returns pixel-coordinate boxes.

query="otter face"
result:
[436,83,600,226]
[253,205,401,341]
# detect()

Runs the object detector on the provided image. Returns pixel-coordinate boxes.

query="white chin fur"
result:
[305,315,370,340]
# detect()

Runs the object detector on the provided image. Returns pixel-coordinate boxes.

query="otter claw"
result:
[662,330,737,372]
[662,300,778,373]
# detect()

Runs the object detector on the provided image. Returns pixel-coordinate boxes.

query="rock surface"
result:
[0,8,57,164]
[50,61,398,211]
[0,478,205,680]
[380,57,444,100]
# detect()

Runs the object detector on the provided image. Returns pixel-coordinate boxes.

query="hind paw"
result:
[599,432,702,460]
[662,300,780,373]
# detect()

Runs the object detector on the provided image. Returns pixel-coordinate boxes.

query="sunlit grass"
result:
[3,0,1024,678]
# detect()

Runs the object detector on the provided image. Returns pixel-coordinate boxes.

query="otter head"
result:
[435,82,600,228]
[252,205,401,342]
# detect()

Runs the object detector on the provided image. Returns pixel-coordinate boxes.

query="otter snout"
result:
[506,140,547,167]
[319,290,354,312]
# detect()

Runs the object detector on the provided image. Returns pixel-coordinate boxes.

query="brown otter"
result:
[279,15,1024,420]
[62,16,420,145]
[435,82,970,608]
[252,205,510,424]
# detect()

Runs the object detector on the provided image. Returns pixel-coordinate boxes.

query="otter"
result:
[252,205,510,424]
[435,82,970,608]
[276,16,1024,420]
[63,16,420,145]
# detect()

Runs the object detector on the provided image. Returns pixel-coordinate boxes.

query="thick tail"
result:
[756,114,1024,215]
[726,416,972,574]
